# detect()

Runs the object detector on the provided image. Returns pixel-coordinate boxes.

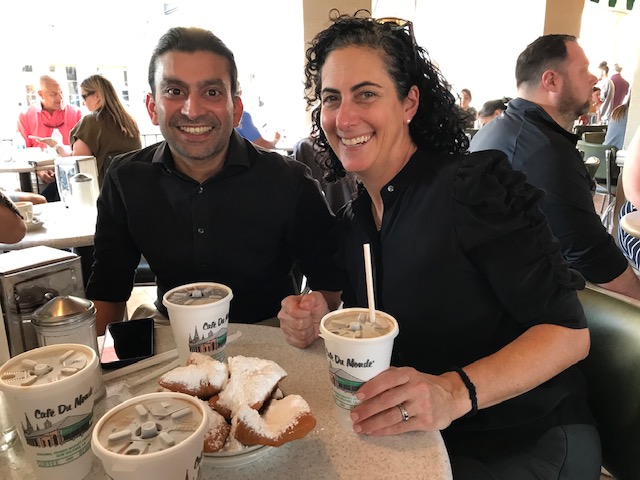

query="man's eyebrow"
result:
[159,77,227,90]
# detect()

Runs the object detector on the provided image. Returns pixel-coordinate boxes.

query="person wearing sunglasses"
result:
[278,13,600,479]
[31,74,141,187]
[17,75,83,201]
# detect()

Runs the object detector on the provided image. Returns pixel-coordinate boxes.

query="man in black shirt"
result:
[471,34,640,301]
[86,27,342,334]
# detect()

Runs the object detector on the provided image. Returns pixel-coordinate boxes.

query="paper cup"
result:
[92,392,208,480]
[319,308,399,430]
[0,344,99,480]
[162,282,233,364]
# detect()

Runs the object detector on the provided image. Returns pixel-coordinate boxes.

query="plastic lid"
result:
[96,396,203,455]
[0,346,89,387]
[71,172,93,182]
[31,295,96,327]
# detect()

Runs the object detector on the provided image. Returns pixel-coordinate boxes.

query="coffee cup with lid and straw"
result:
[320,243,399,430]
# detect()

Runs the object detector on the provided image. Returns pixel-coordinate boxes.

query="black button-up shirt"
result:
[86,132,341,323]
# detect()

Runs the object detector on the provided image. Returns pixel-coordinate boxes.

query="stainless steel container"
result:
[31,295,99,354]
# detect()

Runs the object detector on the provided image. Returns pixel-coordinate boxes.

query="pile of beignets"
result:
[158,352,316,453]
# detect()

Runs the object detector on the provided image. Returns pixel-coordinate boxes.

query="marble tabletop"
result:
[0,201,96,251]
[0,323,453,479]
[620,210,640,239]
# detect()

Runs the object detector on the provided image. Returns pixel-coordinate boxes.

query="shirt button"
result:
[197,227,205,234]
[387,185,395,192]
[198,187,204,193]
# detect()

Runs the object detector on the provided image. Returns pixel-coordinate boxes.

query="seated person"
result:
[86,27,341,335]
[279,16,600,480]
[236,110,281,150]
[477,98,509,126]
[0,190,27,244]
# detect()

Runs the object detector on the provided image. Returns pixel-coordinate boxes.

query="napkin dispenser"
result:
[0,246,84,362]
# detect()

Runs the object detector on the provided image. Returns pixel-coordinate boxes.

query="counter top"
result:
[0,323,452,479]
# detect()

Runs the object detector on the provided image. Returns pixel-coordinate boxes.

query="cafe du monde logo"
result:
[326,350,375,393]
[21,386,94,448]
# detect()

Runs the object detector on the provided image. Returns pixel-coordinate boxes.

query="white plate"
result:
[26,218,44,232]
[202,444,272,467]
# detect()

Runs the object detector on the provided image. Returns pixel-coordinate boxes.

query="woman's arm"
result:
[0,200,27,244]
[622,126,640,208]
[351,324,589,435]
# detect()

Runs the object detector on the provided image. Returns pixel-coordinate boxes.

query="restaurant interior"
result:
[1,1,640,479]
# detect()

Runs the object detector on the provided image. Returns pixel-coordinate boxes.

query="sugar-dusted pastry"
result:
[202,401,231,453]
[158,357,228,399]
[234,395,316,447]
[211,356,287,418]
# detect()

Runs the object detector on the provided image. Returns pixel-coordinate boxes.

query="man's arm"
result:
[597,264,640,301]
[94,300,127,336]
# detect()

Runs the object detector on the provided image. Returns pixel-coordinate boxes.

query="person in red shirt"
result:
[17,75,82,201]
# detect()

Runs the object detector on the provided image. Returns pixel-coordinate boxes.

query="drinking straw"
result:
[363,243,376,323]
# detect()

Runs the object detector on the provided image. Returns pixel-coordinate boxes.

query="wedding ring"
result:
[397,403,410,422]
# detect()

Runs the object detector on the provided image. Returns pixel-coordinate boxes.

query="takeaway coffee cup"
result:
[319,308,399,430]
[92,391,208,480]
[162,282,233,364]
[0,343,99,480]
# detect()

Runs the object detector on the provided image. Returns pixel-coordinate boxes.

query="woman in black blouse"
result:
[278,12,601,480]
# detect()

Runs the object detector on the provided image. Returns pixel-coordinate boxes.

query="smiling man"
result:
[86,27,341,335]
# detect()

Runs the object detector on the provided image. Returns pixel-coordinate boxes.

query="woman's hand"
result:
[278,291,329,348]
[350,367,468,435]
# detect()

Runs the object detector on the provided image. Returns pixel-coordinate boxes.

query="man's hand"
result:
[37,170,55,184]
[278,291,329,348]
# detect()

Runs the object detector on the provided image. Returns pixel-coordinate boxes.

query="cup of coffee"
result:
[319,308,399,430]
[14,201,33,223]
[0,344,99,480]
[92,391,208,480]
[162,282,233,364]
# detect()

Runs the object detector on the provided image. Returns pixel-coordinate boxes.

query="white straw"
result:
[363,243,376,323]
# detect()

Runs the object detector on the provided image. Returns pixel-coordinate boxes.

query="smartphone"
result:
[100,318,155,369]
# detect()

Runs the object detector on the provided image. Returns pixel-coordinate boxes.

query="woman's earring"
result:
[406,118,412,124]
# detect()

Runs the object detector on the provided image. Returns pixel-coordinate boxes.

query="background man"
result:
[610,63,630,109]
[470,34,640,301]
[596,61,616,122]
[17,75,82,201]
[85,27,341,334]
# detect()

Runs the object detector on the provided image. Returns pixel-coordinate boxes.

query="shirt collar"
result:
[151,130,252,178]
[510,97,580,144]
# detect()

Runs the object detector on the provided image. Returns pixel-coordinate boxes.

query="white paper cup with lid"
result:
[0,343,99,480]
[162,282,233,364]
[319,308,399,430]
[92,391,208,480]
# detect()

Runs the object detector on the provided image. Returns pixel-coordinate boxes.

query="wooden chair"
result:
[577,285,640,480]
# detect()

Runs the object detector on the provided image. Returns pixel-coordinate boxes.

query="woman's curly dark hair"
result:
[304,12,469,182]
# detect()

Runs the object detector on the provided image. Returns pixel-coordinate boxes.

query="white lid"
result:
[0,345,89,387]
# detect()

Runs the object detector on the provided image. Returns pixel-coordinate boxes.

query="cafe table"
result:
[0,201,96,252]
[620,210,640,239]
[0,323,453,479]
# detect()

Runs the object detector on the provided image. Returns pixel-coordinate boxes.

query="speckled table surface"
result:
[0,323,452,480]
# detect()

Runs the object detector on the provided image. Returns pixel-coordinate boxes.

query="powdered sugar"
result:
[217,356,287,416]
[159,358,228,391]
[236,395,310,439]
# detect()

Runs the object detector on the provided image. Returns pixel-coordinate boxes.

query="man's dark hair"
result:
[148,27,238,97]
[515,34,576,89]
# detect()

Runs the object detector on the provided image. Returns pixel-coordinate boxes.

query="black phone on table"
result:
[100,317,155,369]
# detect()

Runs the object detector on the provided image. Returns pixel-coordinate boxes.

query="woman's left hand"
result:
[350,367,462,435]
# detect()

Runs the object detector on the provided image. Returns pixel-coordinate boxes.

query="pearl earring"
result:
[406,118,412,124]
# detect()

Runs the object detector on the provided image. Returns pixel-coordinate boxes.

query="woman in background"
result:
[278,13,600,479]
[457,88,477,128]
[32,75,141,187]
[477,98,509,126]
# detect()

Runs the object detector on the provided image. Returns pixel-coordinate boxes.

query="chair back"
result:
[577,286,640,480]
[574,124,608,137]
[576,140,618,183]
[583,131,606,144]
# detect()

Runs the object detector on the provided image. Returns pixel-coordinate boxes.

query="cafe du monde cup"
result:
[163,282,233,364]
[92,391,208,480]
[319,308,399,430]
[0,343,99,480]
